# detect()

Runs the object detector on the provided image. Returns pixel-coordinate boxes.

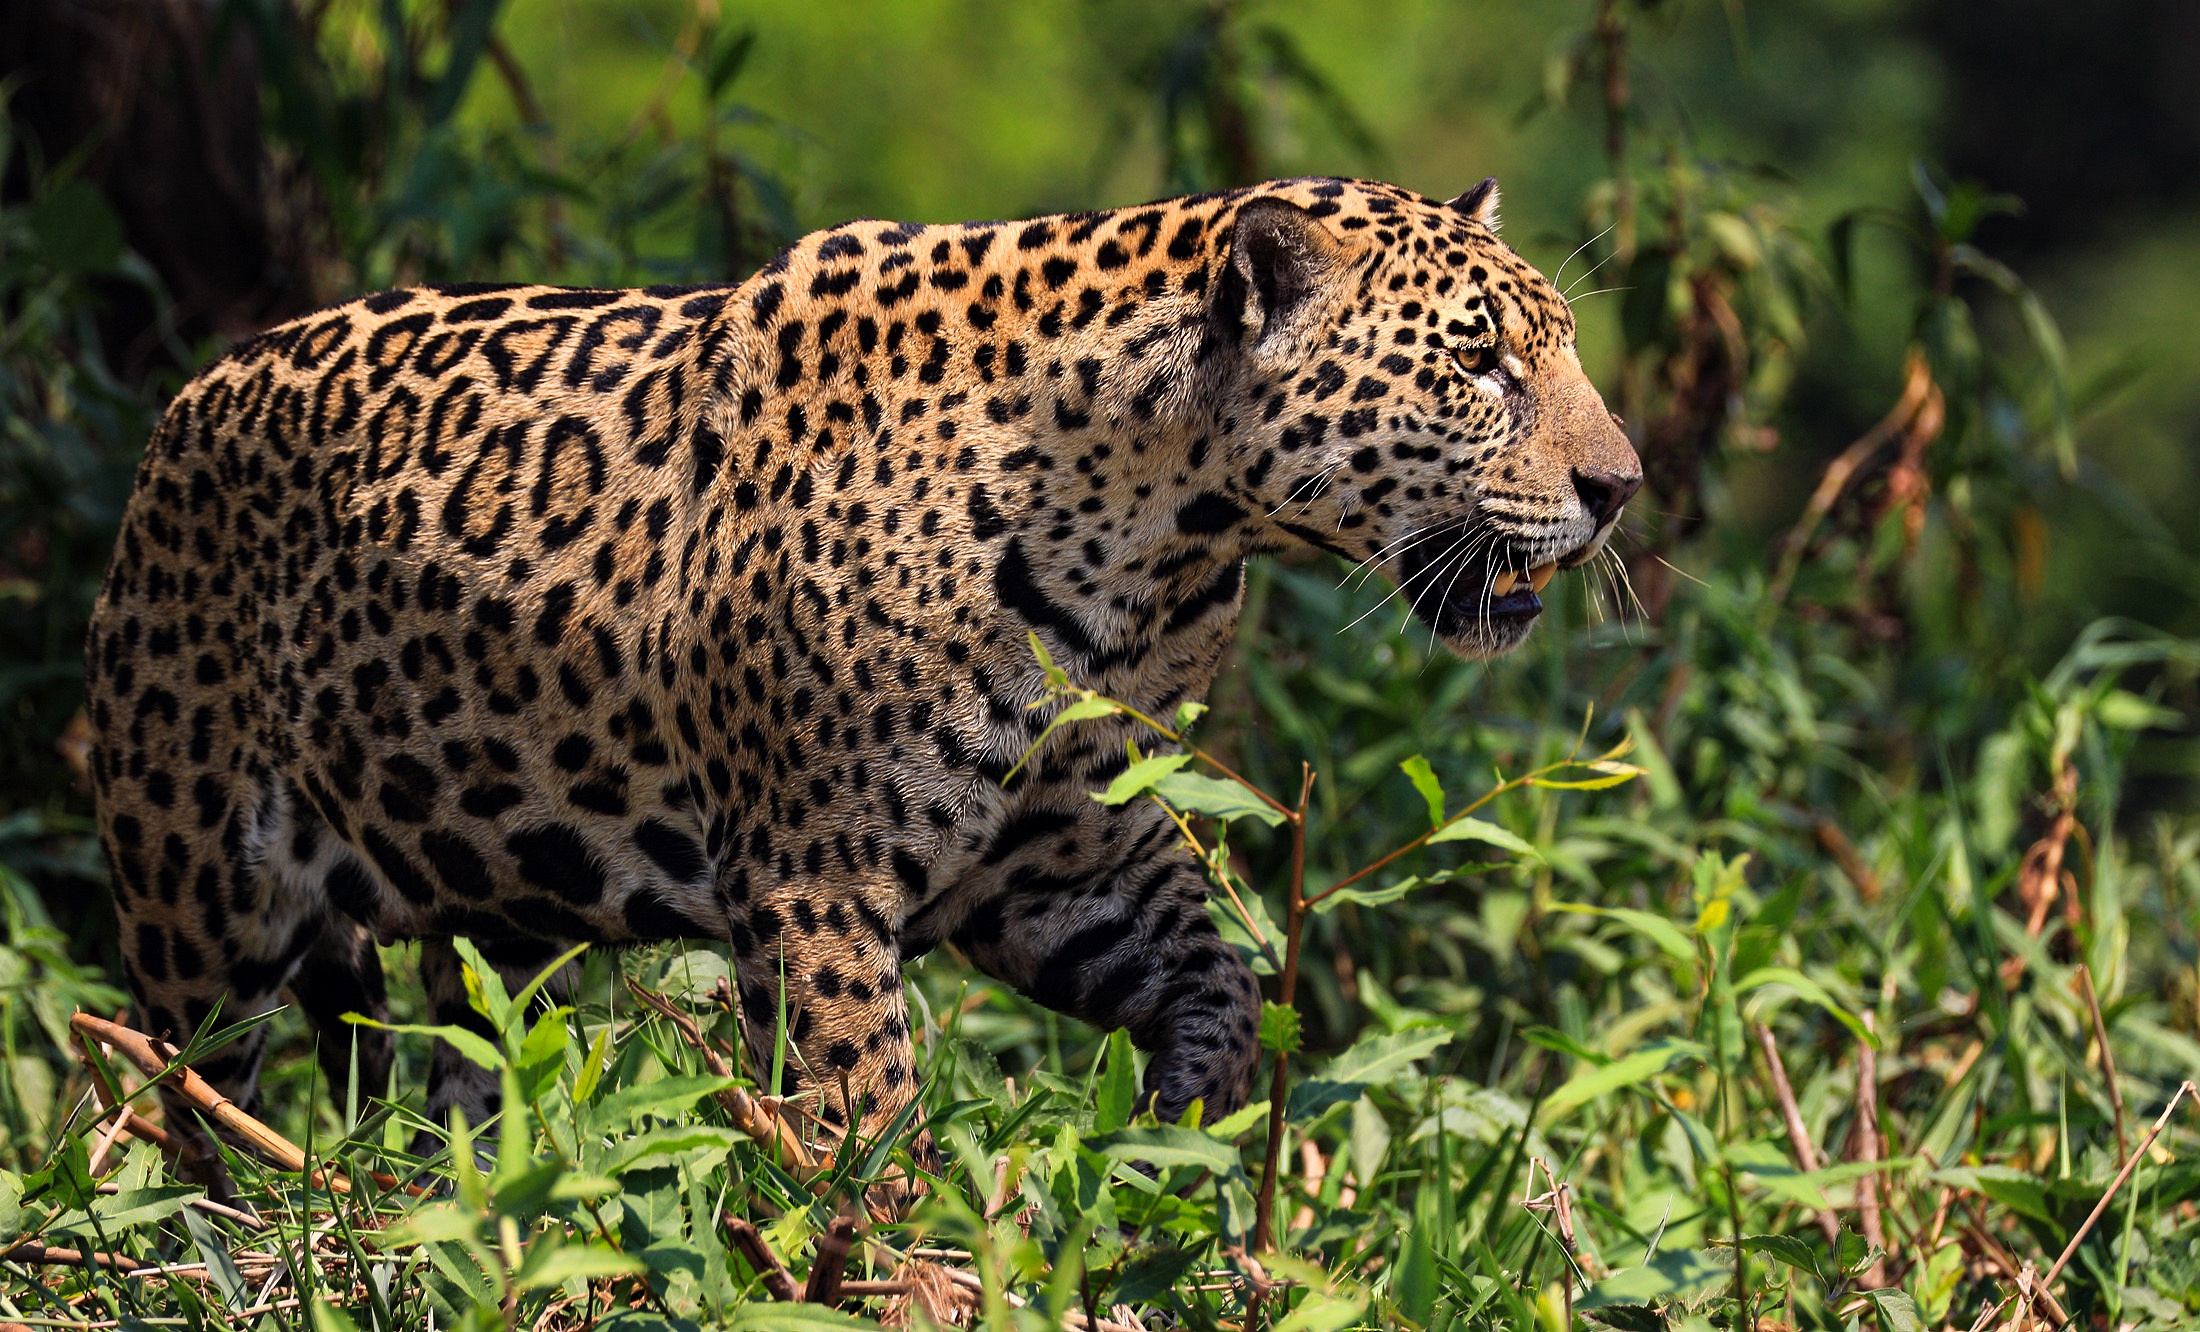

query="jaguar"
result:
[84,174,1639,1168]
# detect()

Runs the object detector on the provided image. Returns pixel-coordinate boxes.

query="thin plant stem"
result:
[2075,964,2130,1162]
[1248,764,1316,1328]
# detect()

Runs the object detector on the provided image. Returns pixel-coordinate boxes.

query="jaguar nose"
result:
[1571,465,1642,530]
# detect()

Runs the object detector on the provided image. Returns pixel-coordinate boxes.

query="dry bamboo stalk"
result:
[71,1013,328,1188]
[68,1013,423,1199]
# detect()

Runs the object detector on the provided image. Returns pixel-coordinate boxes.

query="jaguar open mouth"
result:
[1394,528,1566,648]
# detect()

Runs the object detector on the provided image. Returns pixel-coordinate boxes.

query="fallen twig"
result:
[0,1242,160,1275]
[2033,1080,2198,1306]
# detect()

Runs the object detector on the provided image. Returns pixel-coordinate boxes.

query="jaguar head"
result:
[1223,179,1641,658]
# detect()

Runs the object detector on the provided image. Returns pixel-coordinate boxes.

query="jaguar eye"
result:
[1453,343,1500,377]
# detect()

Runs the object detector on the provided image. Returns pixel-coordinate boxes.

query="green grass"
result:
[3,591,2199,1329]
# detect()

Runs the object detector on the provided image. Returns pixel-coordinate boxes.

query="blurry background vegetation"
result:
[4,0,2200,1325]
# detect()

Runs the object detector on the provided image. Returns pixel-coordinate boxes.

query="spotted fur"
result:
[85,176,1638,1155]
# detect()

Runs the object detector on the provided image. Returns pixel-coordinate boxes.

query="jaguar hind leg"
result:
[287,916,393,1115]
[103,766,316,1109]
[730,879,928,1195]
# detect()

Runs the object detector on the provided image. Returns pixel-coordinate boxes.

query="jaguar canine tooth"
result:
[1528,562,1556,592]
[1492,570,1519,596]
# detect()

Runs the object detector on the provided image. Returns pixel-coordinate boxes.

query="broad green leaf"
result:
[1310,875,1423,913]
[180,1207,249,1305]
[1094,750,1193,805]
[1399,755,1446,829]
[1427,816,1540,860]
[515,1241,646,1289]
[1749,1157,1919,1211]
[1087,1125,1240,1173]
[1094,1029,1137,1133]
[1005,693,1121,784]
[550,1174,623,1202]
[1211,888,1283,976]
[515,1008,573,1103]
[451,937,513,1031]
[0,1172,20,1245]
[1112,1246,1205,1304]
[1859,1288,1926,1332]
[1288,1026,1453,1122]
[1540,1039,1707,1120]
[386,1203,483,1246]
[1052,696,1122,726]
[573,1026,613,1103]
[727,1300,884,1328]
[84,1185,198,1231]
[1736,966,1875,1046]
[588,1075,740,1128]
[1729,1232,1831,1283]
[1208,1099,1271,1138]
[1151,770,1286,826]
[1026,631,1062,686]
[1578,1248,1731,1309]
[658,949,731,1006]
[345,1016,503,1071]
[1928,1165,2053,1223]
[1276,1291,1368,1332]
[1324,1024,1455,1084]
[1259,1001,1303,1055]
[601,1125,746,1174]
[1551,903,1695,963]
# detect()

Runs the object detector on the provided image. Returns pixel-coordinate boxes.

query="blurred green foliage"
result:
[2,0,2199,1326]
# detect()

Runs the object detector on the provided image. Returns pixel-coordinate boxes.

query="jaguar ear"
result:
[1226,197,1345,346]
[1448,177,1501,230]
